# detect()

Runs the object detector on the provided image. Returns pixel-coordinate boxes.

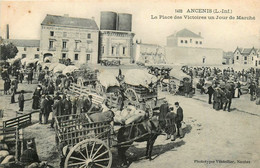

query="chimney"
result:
[6,24,9,39]
[64,14,69,17]
[198,32,201,36]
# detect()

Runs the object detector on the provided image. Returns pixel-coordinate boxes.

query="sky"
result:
[1,0,260,51]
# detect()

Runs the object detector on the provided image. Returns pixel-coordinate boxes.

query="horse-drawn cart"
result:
[122,69,165,117]
[54,113,174,168]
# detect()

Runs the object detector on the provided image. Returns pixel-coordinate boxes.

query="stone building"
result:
[98,12,135,64]
[167,28,204,48]
[132,41,165,64]
[4,39,40,60]
[165,28,223,65]
[223,51,234,65]
[40,14,99,64]
[234,47,260,66]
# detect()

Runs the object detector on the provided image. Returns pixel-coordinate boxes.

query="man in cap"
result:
[175,102,184,138]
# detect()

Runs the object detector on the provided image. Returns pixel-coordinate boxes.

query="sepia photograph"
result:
[0,0,259,167]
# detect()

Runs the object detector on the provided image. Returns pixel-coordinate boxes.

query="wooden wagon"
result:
[54,114,174,168]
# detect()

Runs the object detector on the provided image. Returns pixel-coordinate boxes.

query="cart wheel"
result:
[64,138,112,168]
[125,88,138,102]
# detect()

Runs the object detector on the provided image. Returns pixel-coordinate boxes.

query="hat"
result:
[174,102,179,106]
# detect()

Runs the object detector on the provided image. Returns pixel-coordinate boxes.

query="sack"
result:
[125,114,144,125]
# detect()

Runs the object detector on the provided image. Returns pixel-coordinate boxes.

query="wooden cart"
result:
[55,114,174,168]
[123,83,165,117]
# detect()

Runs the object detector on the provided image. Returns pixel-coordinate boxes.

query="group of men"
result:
[159,101,184,141]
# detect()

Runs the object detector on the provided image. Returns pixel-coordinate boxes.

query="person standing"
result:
[158,100,170,129]
[63,95,72,115]
[18,90,25,111]
[10,85,16,103]
[44,95,53,124]
[40,95,49,124]
[249,82,256,101]
[206,84,215,104]
[175,102,184,138]
[51,96,63,128]
[165,107,176,141]
[32,87,41,110]
[224,88,232,112]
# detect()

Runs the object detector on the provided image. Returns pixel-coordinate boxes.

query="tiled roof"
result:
[4,39,40,47]
[41,14,99,30]
[168,28,203,38]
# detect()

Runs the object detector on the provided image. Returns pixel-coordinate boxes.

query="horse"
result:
[117,117,164,166]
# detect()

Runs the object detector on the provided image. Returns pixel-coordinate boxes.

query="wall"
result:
[40,25,99,64]
[16,46,40,60]
[165,46,223,65]
[167,36,204,48]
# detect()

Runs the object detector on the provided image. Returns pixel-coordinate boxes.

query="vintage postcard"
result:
[0,0,259,168]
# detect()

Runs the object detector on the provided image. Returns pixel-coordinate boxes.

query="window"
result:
[62,53,66,59]
[24,47,26,51]
[237,56,239,60]
[75,41,79,50]
[196,41,198,44]
[180,40,183,43]
[63,32,67,37]
[185,40,187,44]
[259,61,260,64]
[123,47,126,55]
[34,54,39,59]
[86,54,90,61]
[200,41,202,45]
[50,31,54,36]
[244,62,247,64]
[102,46,105,54]
[190,39,192,43]
[87,33,91,39]
[37,48,39,51]
[62,41,67,49]
[74,54,79,60]
[49,41,54,48]
[112,47,115,54]
[252,57,254,61]
[244,56,247,60]
[22,54,26,58]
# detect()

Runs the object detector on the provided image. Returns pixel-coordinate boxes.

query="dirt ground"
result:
[0,65,259,168]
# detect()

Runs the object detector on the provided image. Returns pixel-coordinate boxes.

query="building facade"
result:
[98,12,135,64]
[40,14,99,64]
[132,42,165,64]
[165,28,223,65]
[4,39,40,60]
[234,47,260,66]
[167,28,204,48]
[223,51,234,65]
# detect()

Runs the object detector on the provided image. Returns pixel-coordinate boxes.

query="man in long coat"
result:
[158,100,170,129]
[63,95,72,115]
[18,90,25,111]
[51,96,63,128]
[175,102,184,138]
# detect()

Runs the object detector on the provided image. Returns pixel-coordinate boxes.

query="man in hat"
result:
[175,102,184,138]
[158,100,170,129]
[18,90,25,111]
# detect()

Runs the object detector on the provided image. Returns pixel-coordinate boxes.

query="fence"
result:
[2,113,32,130]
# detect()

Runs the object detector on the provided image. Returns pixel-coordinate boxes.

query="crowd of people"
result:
[181,66,260,111]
